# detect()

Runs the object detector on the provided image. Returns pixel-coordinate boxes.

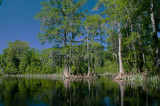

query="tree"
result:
[150,0,160,67]
[106,25,119,72]
[84,14,104,76]
[35,0,86,77]
[94,0,160,76]
[4,40,30,74]
[94,0,128,79]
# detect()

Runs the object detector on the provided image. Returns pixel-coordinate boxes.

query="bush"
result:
[95,60,118,74]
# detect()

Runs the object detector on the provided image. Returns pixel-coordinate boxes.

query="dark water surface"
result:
[0,77,160,106]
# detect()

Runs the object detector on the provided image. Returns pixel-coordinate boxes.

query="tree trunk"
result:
[115,22,124,79]
[150,0,159,67]
[64,57,68,77]
[113,53,119,72]
[118,22,124,74]
[69,43,72,76]
[92,37,95,74]
[87,30,90,76]
[69,56,71,75]
[64,32,69,77]
[92,64,95,74]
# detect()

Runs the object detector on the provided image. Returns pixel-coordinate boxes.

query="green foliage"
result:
[0,40,63,75]
[5,62,17,74]
[95,0,160,75]
[1,0,160,76]
[1,40,30,74]
[95,60,117,74]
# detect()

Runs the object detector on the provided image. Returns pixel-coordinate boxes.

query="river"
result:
[0,76,160,106]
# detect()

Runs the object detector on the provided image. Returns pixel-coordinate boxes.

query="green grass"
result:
[126,74,160,84]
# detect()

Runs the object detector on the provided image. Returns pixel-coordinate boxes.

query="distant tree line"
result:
[0,0,160,76]
[0,40,105,75]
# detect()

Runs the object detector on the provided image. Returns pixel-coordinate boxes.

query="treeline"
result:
[0,0,160,76]
[0,40,108,74]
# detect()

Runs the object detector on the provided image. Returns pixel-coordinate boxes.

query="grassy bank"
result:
[1,72,160,84]
[126,74,160,84]
[99,72,160,84]
[1,74,63,80]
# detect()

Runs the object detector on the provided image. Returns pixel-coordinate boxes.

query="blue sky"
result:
[0,0,159,54]
[0,0,99,53]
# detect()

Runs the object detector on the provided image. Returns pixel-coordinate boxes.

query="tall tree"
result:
[106,25,119,72]
[3,40,30,74]
[84,14,103,76]
[150,0,160,67]
[35,0,86,77]
[66,0,86,75]
[94,0,128,79]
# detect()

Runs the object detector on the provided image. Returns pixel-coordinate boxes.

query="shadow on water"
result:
[0,77,160,106]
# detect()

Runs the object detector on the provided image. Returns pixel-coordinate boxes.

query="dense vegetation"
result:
[0,0,160,77]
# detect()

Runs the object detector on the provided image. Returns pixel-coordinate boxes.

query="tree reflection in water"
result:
[0,77,160,106]
[113,80,126,106]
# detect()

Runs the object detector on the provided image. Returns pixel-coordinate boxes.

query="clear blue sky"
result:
[0,0,99,53]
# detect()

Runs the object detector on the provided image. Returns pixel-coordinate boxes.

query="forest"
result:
[0,0,160,79]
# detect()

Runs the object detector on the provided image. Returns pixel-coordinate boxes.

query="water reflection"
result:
[0,77,160,106]
[113,80,126,106]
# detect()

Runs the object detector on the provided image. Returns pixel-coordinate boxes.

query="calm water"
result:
[0,77,160,106]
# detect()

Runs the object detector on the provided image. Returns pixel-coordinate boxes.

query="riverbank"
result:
[126,74,160,84]
[1,73,99,80]
[100,72,160,84]
[1,74,62,80]
[1,72,160,84]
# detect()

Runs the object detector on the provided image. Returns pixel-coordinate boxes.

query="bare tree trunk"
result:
[69,41,72,76]
[118,22,124,74]
[64,32,69,77]
[64,60,68,77]
[142,53,147,74]
[114,53,119,72]
[151,0,159,67]
[92,64,95,73]
[115,22,124,79]
[88,61,90,76]
[87,30,90,76]
[69,50,71,76]
[92,37,95,74]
